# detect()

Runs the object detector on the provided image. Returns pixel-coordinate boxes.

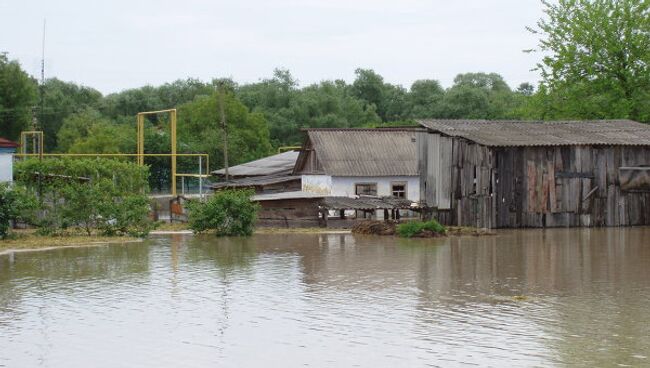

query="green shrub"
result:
[187,190,259,236]
[13,158,152,237]
[396,220,446,238]
[0,183,39,239]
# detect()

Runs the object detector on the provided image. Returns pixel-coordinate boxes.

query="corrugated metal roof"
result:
[252,191,326,201]
[418,119,650,147]
[321,196,416,210]
[210,175,300,189]
[212,150,299,177]
[305,129,418,176]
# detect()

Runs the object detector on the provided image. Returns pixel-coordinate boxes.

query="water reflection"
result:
[0,228,649,367]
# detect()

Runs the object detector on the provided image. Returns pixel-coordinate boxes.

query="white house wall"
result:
[302,175,333,194]
[0,154,13,182]
[302,174,420,201]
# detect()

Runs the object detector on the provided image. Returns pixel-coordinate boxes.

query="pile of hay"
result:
[351,221,396,235]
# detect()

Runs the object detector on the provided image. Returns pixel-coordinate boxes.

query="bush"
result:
[13,158,152,237]
[396,220,446,238]
[0,183,39,239]
[187,190,259,236]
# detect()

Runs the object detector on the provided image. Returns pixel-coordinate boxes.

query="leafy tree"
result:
[187,190,259,236]
[452,72,511,93]
[0,183,39,239]
[352,68,386,116]
[440,85,491,119]
[99,78,216,119]
[40,78,103,150]
[0,53,37,141]
[177,91,273,170]
[439,73,523,119]
[237,69,299,145]
[57,107,133,153]
[530,0,650,122]
[14,158,152,236]
[408,79,445,118]
[517,82,535,96]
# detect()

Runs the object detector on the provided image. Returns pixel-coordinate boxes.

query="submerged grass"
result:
[0,229,140,252]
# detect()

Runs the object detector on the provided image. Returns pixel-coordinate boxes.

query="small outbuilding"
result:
[211,174,302,194]
[293,128,420,201]
[211,150,299,179]
[0,137,19,183]
[417,119,650,228]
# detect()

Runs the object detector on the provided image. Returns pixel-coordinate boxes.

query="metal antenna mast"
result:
[31,19,46,154]
[218,83,229,181]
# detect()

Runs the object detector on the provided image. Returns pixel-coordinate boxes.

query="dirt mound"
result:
[409,229,446,238]
[351,221,396,235]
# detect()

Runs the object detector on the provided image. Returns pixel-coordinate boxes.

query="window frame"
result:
[391,181,408,199]
[355,182,378,196]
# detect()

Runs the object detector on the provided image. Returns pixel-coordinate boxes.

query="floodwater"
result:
[1,229,650,368]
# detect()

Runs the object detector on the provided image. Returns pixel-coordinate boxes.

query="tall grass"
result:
[396,220,446,238]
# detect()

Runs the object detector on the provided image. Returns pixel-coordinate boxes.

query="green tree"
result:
[177,91,273,170]
[408,80,445,118]
[440,73,522,119]
[99,78,216,119]
[187,190,259,236]
[0,183,38,239]
[14,158,152,236]
[57,107,133,153]
[41,78,103,150]
[531,0,650,121]
[0,53,37,141]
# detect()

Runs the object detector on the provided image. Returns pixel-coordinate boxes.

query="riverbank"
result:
[152,223,351,235]
[0,230,142,255]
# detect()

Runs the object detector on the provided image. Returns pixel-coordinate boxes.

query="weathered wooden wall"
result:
[420,132,650,228]
[294,140,324,174]
[494,146,650,228]
[256,198,322,228]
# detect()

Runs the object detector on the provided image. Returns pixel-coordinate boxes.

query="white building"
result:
[293,128,420,203]
[0,138,19,183]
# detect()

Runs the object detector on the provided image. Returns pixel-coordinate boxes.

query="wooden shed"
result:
[417,119,650,228]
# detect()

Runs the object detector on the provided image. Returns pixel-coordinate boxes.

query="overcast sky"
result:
[1,0,544,95]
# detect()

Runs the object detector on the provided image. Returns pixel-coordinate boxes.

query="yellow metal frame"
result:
[18,109,210,196]
[137,109,179,195]
[20,131,44,159]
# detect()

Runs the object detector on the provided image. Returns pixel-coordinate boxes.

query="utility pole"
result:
[40,19,46,118]
[32,19,46,157]
[218,83,229,181]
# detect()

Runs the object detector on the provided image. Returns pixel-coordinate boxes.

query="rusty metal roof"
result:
[251,191,326,201]
[321,196,416,210]
[418,119,650,147]
[212,150,299,177]
[0,137,19,149]
[210,175,300,190]
[305,129,418,176]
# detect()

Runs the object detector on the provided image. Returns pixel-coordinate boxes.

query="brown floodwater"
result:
[1,228,649,367]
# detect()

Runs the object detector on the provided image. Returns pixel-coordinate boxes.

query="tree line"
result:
[1,0,648,188]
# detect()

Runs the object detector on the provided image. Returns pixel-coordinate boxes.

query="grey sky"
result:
[1,0,544,95]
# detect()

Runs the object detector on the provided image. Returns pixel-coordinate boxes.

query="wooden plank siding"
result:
[419,132,650,228]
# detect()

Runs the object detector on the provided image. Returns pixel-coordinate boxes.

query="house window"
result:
[355,183,377,196]
[391,182,407,198]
